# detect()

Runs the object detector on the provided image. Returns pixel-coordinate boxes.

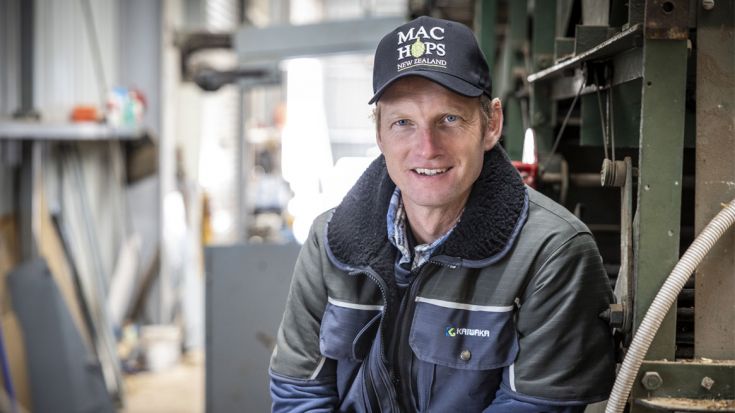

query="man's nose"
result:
[415,125,442,158]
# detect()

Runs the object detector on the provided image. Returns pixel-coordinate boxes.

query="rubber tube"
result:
[606,199,735,413]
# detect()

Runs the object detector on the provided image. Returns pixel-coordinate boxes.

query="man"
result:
[269,16,615,412]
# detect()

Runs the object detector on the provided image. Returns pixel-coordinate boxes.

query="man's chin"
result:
[401,192,464,212]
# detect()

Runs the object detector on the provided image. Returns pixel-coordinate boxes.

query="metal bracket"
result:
[644,0,690,39]
[601,157,634,334]
[633,360,735,411]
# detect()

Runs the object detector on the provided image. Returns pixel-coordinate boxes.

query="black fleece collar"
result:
[325,146,528,282]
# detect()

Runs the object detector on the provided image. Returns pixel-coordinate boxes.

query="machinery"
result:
[204,0,734,411]
[455,0,733,411]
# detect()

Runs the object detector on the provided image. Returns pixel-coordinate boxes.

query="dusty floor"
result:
[119,351,204,413]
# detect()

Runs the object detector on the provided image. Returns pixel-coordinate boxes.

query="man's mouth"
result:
[413,167,449,176]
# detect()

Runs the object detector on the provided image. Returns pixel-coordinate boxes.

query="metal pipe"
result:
[541,172,694,188]
[540,172,602,187]
[236,85,246,242]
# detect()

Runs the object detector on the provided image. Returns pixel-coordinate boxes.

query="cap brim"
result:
[368,70,484,104]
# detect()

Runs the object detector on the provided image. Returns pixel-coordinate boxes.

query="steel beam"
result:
[501,0,528,161]
[611,48,644,85]
[475,0,498,72]
[531,0,557,155]
[632,35,688,367]
[548,49,643,101]
[528,24,643,83]
[694,0,735,360]
[632,360,735,410]
[233,17,405,64]
[505,99,524,161]
[629,0,646,26]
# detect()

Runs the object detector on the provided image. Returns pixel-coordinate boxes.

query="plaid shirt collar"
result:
[386,187,458,271]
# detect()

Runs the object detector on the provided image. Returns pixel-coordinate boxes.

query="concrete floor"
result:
[120,351,204,413]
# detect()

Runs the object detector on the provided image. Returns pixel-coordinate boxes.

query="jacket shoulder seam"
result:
[529,198,589,236]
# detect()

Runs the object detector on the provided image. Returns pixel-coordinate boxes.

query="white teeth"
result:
[415,168,448,176]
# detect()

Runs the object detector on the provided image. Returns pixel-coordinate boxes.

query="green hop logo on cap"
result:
[411,38,426,58]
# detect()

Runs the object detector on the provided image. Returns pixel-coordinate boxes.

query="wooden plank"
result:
[36,180,93,350]
[0,216,20,316]
[0,215,32,411]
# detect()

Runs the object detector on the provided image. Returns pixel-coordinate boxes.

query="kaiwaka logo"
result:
[395,25,447,72]
[445,325,491,338]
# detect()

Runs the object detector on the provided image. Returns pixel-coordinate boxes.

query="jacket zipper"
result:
[393,262,440,411]
[353,267,400,412]
[356,260,456,411]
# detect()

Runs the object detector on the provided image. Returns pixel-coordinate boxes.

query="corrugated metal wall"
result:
[118,0,163,137]
[34,0,119,121]
[0,0,20,118]
[0,0,21,215]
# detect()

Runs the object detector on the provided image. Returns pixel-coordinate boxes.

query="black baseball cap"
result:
[369,16,492,104]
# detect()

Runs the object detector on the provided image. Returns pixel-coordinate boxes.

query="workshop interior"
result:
[0,0,733,412]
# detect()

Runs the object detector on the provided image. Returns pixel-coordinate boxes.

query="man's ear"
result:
[374,104,385,152]
[483,98,503,151]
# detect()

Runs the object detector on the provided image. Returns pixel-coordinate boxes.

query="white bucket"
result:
[140,324,181,372]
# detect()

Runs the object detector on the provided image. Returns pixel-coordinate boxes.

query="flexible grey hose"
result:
[606,198,735,413]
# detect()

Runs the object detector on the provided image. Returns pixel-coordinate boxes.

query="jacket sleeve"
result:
[497,232,616,406]
[484,388,586,413]
[269,214,338,412]
[270,371,338,413]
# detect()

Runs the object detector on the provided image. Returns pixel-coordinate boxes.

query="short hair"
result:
[372,94,493,135]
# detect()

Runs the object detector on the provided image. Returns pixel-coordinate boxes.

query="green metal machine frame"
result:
[473,0,735,411]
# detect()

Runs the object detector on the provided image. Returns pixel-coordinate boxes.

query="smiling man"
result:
[269,16,615,412]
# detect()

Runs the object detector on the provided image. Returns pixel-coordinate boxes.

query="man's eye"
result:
[395,119,409,126]
[445,115,458,122]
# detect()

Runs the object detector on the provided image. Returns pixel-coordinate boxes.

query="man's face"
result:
[376,76,501,218]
